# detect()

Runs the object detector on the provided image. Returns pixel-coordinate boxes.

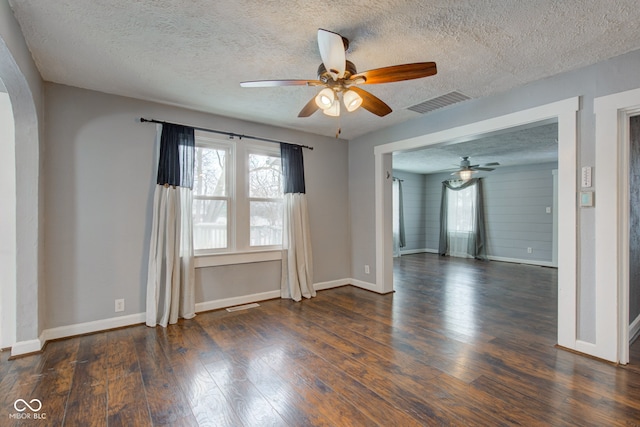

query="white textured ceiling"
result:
[8,1,640,140]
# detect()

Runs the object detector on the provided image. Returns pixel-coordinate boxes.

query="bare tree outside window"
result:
[192,139,284,252]
[193,146,228,250]
[249,153,283,246]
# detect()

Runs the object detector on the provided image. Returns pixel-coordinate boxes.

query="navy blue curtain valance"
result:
[280,143,306,194]
[157,124,195,188]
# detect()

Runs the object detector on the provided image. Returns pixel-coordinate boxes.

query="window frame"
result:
[193,134,234,253]
[446,184,477,234]
[193,131,283,256]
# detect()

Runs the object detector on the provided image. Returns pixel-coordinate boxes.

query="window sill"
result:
[194,249,282,268]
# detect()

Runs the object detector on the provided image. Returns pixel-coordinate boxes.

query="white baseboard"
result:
[10,336,45,357]
[487,255,556,268]
[630,314,640,343]
[397,250,556,268]
[43,312,147,343]
[195,290,281,313]
[314,278,350,291]
[9,278,376,357]
[400,248,437,255]
[349,278,380,293]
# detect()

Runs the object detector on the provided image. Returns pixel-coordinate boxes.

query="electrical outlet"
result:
[115,299,125,312]
[364,265,370,274]
[527,247,533,254]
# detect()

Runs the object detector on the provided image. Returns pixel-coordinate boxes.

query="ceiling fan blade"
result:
[240,79,322,88]
[297,96,320,117]
[482,162,500,166]
[472,167,495,171]
[318,29,346,79]
[349,86,392,117]
[351,62,437,85]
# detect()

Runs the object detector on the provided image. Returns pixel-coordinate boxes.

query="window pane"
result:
[250,201,283,246]
[249,153,282,198]
[447,186,476,233]
[193,199,227,250]
[194,146,227,197]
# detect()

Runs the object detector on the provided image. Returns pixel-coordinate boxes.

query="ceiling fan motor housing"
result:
[317,60,358,84]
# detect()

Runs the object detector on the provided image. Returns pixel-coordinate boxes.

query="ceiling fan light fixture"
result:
[323,101,340,117]
[315,88,335,110]
[458,169,475,181]
[343,89,363,112]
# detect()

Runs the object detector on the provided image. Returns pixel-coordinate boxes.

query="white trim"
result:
[552,169,559,268]
[398,250,555,267]
[487,256,556,268]
[375,97,579,354]
[195,290,281,312]
[374,99,577,155]
[43,313,146,343]
[375,153,394,294]
[349,278,381,293]
[10,336,44,357]
[314,278,350,291]
[594,87,640,363]
[630,314,640,344]
[574,339,599,356]
[195,250,282,268]
[400,248,438,255]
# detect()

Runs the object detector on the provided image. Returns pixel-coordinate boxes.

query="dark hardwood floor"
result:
[3,253,640,426]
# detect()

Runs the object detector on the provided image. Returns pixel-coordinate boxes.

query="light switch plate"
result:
[581,166,592,188]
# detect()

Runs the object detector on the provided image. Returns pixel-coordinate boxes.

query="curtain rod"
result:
[139,118,313,150]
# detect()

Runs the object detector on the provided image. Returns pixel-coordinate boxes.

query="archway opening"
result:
[0,77,16,349]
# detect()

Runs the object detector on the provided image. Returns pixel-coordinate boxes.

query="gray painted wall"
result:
[630,116,640,323]
[43,83,350,329]
[392,171,427,252]
[395,163,556,264]
[483,164,556,263]
[350,48,640,343]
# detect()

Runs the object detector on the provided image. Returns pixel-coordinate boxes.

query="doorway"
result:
[374,97,579,353]
[391,122,559,266]
[594,87,640,364]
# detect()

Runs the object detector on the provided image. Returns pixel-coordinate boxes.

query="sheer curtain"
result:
[392,178,406,257]
[280,143,314,301]
[438,178,487,260]
[146,124,196,327]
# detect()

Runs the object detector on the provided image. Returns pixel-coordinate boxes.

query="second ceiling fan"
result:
[451,156,500,180]
[241,29,437,118]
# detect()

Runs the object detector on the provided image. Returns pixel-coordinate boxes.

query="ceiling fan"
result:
[452,156,500,180]
[240,29,437,119]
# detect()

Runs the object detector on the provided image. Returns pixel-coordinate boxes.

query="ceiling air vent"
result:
[407,91,471,114]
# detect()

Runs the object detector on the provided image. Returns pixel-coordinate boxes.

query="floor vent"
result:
[226,303,260,312]
[407,91,471,114]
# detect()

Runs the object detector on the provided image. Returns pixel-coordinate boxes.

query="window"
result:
[446,185,476,233]
[193,141,230,251]
[193,132,283,253]
[248,151,283,246]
